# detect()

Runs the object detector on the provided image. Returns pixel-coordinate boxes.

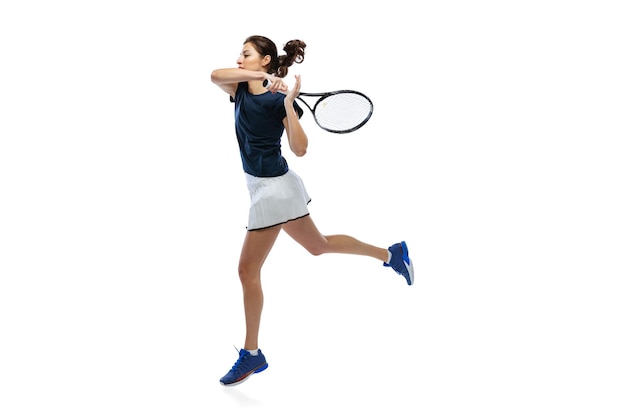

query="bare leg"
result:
[281,215,389,261]
[238,225,282,351]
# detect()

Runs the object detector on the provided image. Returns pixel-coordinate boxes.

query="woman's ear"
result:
[262,54,271,67]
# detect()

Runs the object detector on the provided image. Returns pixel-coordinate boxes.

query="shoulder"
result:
[230,82,249,102]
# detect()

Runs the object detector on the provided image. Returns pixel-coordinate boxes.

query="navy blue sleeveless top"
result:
[231,82,304,177]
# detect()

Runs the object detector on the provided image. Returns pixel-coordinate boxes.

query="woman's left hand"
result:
[285,75,301,102]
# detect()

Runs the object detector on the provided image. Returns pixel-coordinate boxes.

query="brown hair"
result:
[244,35,306,78]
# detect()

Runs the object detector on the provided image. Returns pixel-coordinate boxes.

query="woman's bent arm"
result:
[283,75,308,157]
[211,68,266,96]
[284,100,308,157]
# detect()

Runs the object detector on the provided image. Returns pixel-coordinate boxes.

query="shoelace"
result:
[228,345,246,373]
[390,248,409,270]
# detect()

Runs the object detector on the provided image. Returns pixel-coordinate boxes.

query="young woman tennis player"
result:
[211,35,414,386]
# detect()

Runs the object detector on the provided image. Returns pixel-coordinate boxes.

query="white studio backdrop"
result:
[1,1,625,417]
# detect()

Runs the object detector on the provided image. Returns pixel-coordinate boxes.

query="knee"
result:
[238,263,258,285]
[304,236,332,256]
[306,244,327,257]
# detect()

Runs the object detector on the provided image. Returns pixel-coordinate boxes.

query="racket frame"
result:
[296,90,374,134]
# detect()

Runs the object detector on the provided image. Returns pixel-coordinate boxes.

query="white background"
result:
[1,1,625,417]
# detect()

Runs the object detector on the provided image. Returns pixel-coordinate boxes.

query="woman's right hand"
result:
[265,75,288,94]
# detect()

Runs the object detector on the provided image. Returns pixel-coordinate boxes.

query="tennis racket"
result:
[264,80,374,134]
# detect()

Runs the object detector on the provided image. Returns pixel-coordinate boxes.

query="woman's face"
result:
[237,42,269,71]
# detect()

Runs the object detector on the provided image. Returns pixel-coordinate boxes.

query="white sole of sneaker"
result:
[404,259,414,285]
[220,363,268,387]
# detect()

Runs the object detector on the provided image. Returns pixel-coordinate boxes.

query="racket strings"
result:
[313,93,372,133]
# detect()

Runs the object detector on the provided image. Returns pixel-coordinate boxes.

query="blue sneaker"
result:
[384,241,414,285]
[220,348,268,386]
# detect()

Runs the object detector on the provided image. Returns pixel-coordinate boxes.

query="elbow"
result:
[210,70,219,84]
[210,69,225,84]
[291,143,307,157]
[287,131,308,156]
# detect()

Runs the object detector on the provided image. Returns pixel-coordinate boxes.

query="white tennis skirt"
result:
[245,169,311,231]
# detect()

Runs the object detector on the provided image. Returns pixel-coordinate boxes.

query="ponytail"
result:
[276,39,306,78]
